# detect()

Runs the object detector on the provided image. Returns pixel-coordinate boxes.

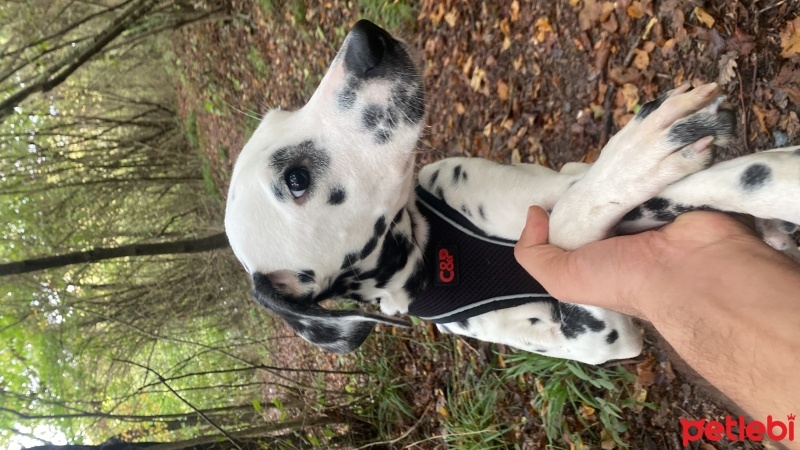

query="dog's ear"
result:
[252,272,411,353]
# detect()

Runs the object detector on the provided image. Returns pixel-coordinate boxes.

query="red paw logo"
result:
[436,246,458,285]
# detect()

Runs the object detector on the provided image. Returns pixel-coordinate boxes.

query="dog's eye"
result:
[285,167,310,198]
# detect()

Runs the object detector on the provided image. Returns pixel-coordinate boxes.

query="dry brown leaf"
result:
[455,102,466,115]
[470,67,486,91]
[513,55,523,71]
[444,8,458,27]
[428,3,445,26]
[636,354,657,387]
[569,0,581,6]
[693,7,715,28]
[627,1,645,19]
[579,0,601,30]
[632,48,650,70]
[621,83,640,111]
[751,105,780,136]
[600,430,617,450]
[580,403,596,420]
[718,52,738,86]
[502,36,512,51]
[500,18,511,36]
[497,80,510,101]
[609,67,641,85]
[462,54,473,75]
[510,0,520,22]
[780,17,800,58]
[511,148,522,164]
[699,444,717,450]
[534,17,554,43]
[483,122,493,137]
[779,111,799,140]
[600,1,615,21]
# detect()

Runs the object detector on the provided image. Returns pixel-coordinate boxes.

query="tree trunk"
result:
[0,233,229,276]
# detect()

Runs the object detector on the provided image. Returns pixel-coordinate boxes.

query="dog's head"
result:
[225,21,425,353]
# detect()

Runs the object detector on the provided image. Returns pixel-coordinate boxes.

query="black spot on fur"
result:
[635,94,666,120]
[435,186,445,200]
[528,317,540,325]
[740,163,772,191]
[535,348,548,353]
[374,216,387,236]
[667,108,735,148]
[362,231,413,288]
[341,252,359,269]
[428,169,440,188]
[297,270,315,284]
[460,205,472,217]
[362,104,383,130]
[391,84,425,125]
[391,208,405,226]
[452,165,463,184]
[403,259,428,297]
[780,221,798,234]
[461,171,468,182]
[328,187,347,205]
[478,205,487,221]
[456,319,470,330]
[375,128,392,144]
[337,78,360,110]
[360,236,379,259]
[439,324,452,334]
[621,206,643,222]
[643,197,670,212]
[557,304,605,339]
[606,329,619,344]
[654,210,678,222]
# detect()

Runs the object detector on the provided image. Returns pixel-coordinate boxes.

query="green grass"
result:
[501,351,649,448]
[358,0,417,31]
[246,47,269,78]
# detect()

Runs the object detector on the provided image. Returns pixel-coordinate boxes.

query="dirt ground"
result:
[173,0,800,448]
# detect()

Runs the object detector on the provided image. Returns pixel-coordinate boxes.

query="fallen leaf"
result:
[511,148,522,164]
[693,6,715,28]
[632,48,650,70]
[579,0,601,30]
[610,67,642,85]
[510,0,520,22]
[580,403,596,420]
[428,3,445,26]
[727,29,755,56]
[534,17,554,43]
[699,444,717,450]
[444,8,458,27]
[483,122,493,137]
[470,67,486,91]
[621,83,640,111]
[462,54,473,75]
[569,0,581,6]
[600,430,617,450]
[779,111,799,140]
[438,405,448,417]
[600,1,615,22]
[455,102,465,115]
[500,18,511,36]
[780,17,800,58]
[717,51,737,86]
[627,1,645,19]
[752,103,772,134]
[636,354,657,387]
[497,80,509,101]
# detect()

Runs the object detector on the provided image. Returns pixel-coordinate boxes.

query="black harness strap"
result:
[407,185,554,324]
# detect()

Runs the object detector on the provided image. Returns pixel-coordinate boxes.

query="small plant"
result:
[501,350,646,448]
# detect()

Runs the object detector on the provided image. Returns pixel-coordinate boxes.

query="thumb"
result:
[514,206,573,300]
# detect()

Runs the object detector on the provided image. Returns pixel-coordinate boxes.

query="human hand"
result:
[514,206,764,321]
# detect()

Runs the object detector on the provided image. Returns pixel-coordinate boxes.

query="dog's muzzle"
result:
[344,20,414,80]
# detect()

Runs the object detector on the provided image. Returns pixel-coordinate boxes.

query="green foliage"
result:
[501,351,644,448]
[439,369,512,449]
[246,47,269,78]
[358,0,418,31]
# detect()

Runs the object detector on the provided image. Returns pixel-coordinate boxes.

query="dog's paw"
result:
[757,218,800,262]
[550,83,735,250]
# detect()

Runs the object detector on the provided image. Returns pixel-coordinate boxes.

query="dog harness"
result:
[407,185,554,324]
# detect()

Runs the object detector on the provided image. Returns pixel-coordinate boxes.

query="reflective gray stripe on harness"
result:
[407,185,555,324]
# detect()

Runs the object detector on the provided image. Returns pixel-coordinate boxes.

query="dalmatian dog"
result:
[224,20,800,364]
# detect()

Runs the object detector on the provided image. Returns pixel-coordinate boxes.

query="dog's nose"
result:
[344,20,396,77]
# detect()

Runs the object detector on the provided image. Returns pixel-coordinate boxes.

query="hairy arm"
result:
[514,207,800,431]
